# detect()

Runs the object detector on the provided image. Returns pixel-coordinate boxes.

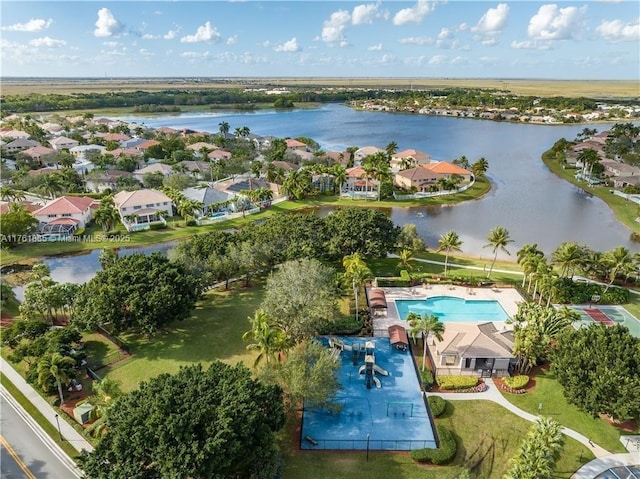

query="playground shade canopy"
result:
[388,325,409,348]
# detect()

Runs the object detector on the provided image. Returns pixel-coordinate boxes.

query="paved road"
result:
[0,394,81,479]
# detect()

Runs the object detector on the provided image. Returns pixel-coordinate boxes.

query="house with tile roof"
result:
[86,169,136,193]
[113,189,172,232]
[285,138,307,152]
[423,161,474,183]
[354,146,384,166]
[4,139,40,153]
[133,163,174,182]
[428,322,515,377]
[208,150,232,162]
[394,167,441,192]
[0,129,30,140]
[21,146,55,163]
[33,196,97,238]
[342,166,378,198]
[49,136,79,151]
[390,149,431,172]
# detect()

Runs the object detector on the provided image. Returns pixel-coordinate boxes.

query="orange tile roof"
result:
[423,161,472,175]
[34,196,95,216]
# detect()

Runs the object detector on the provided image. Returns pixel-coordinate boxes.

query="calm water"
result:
[12,105,638,294]
[300,337,435,451]
[118,104,637,259]
[395,297,510,323]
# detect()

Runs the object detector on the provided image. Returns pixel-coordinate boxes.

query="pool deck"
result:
[370,284,525,335]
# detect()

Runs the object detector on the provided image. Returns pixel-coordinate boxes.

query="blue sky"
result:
[1,1,638,79]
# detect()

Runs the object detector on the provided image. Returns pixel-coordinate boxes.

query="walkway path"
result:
[0,356,94,453]
[428,378,610,458]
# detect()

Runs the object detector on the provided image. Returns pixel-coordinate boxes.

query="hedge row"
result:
[504,375,529,389]
[411,425,457,465]
[428,396,446,417]
[437,375,478,390]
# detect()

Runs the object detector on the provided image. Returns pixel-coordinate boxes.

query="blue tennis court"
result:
[300,337,436,451]
[567,305,640,338]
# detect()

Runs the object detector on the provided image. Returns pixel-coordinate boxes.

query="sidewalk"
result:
[428,378,610,458]
[0,356,94,453]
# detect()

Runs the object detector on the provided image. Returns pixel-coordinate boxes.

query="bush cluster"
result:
[420,369,434,390]
[504,375,529,389]
[553,278,629,304]
[456,383,489,393]
[411,426,457,465]
[375,276,411,287]
[428,396,446,417]
[437,375,478,390]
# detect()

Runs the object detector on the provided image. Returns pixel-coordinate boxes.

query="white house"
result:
[113,189,172,232]
[49,136,79,151]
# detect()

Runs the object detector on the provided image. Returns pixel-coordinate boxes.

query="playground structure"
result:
[358,342,389,389]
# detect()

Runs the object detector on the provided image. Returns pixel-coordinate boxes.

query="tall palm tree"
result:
[218,121,230,137]
[551,242,585,278]
[407,313,445,371]
[38,174,63,199]
[37,352,76,405]
[242,310,289,368]
[385,141,398,160]
[0,186,26,203]
[483,226,514,279]
[93,195,121,232]
[330,164,346,194]
[471,157,489,177]
[342,253,373,323]
[577,148,599,178]
[603,246,635,292]
[177,198,202,225]
[437,231,463,277]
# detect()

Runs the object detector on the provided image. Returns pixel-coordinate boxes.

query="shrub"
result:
[421,369,434,390]
[437,375,478,390]
[149,223,167,230]
[411,426,457,465]
[428,396,446,417]
[375,276,411,287]
[504,375,529,389]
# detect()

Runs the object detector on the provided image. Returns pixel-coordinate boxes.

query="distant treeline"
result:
[1,87,632,114]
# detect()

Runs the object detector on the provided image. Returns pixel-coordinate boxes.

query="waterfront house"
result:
[113,189,172,232]
[342,166,378,198]
[285,138,307,152]
[394,167,440,192]
[33,196,97,238]
[354,146,384,166]
[390,149,431,172]
[428,322,515,378]
[423,161,474,183]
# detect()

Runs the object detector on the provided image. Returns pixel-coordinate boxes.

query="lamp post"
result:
[54,414,63,442]
[366,434,370,462]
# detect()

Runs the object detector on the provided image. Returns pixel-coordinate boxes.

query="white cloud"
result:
[226,35,238,45]
[2,18,53,32]
[596,18,640,42]
[94,8,124,38]
[437,28,453,40]
[450,55,468,65]
[472,3,509,35]
[458,22,469,31]
[368,43,383,51]
[142,34,159,40]
[393,0,437,26]
[28,37,66,48]
[138,49,153,57]
[103,41,120,48]
[511,40,551,50]
[481,38,497,46]
[274,37,300,52]
[352,2,381,25]
[164,29,179,40]
[180,21,221,43]
[380,54,394,63]
[398,36,433,45]
[321,9,351,44]
[527,4,586,40]
[428,54,446,65]
[404,55,426,65]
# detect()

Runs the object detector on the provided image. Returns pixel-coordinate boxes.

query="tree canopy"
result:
[79,362,285,479]
[72,252,199,335]
[551,324,640,421]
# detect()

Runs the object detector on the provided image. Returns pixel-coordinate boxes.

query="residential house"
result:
[86,169,136,193]
[180,160,213,180]
[285,139,307,153]
[325,151,347,165]
[134,163,174,182]
[573,141,606,158]
[423,161,474,183]
[342,166,378,198]
[0,129,30,140]
[613,176,640,189]
[428,322,515,378]
[394,167,440,192]
[120,138,147,149]
[600,159,640,178]
[49,136,79,151]
[21,146,55,164]
[354,146,384,166]
[33,196,96,238]
[28,167,59,177]
[186,142,217,156]
[135,139,161,152]
[208,150,232,162]
[4,139,40,153]
[0,201,41,215]
[253,135,278,151]
[69,145,106,163]
[102,133,131,143]
[182,186,235,216]
[270,160,300,172]
[390,149,431,172]
[113,189,172,232]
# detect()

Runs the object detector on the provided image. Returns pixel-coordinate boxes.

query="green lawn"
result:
[281,400,592,479]
[103,280,264,392]
[500,369,634,453]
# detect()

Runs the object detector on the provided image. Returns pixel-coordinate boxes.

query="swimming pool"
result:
[395,296,510,323]
[300,337,437,451]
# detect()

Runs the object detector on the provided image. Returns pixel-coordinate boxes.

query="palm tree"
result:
[242,310,289,368]
[0,186,26,203]
[177,198,202,225]
[38,174,63,199]
[396,248,415,272]
[407,313,445,371]
[385,141,398,160]
[343,253,373,323]
[93,195,121,232]
[437,231,463,277]
[602,246,635,292]
[85,377,123,438]
[218,121,230,137]
[551,242,585,278]
[577,148,599,178]
[330,164,347,194]
[471,157,489,177]
[483,226,514,279]
[37,352,76,405]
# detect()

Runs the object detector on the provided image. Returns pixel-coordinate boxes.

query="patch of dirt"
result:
[599,415,639,433]
[0,313,14,328]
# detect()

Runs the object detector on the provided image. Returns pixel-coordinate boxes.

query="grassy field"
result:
[2,77,638,98]
[500,368,635,453]
[281,400,592,479]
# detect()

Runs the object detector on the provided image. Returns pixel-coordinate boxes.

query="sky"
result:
[1,1,638,80]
